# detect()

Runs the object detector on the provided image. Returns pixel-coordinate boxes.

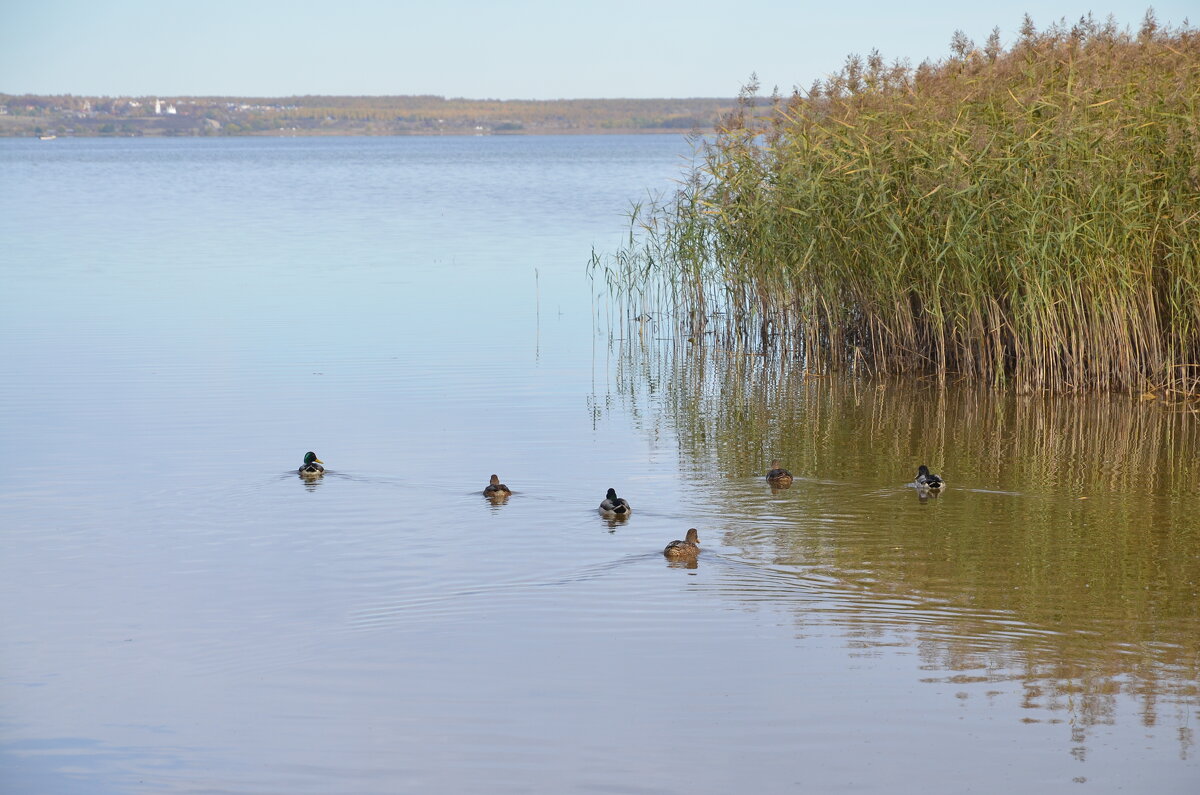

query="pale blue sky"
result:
[1,1,1192,98]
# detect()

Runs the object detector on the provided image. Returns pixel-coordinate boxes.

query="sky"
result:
[1,1,1194,99]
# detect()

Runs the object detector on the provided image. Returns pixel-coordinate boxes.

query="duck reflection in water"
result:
[599,516,627,533]
[915,486,939,503]
[299,475,324,492]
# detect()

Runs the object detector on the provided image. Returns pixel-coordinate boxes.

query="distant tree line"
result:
[0,94,737,136]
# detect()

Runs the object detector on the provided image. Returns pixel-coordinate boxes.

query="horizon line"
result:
[1,91,742,102]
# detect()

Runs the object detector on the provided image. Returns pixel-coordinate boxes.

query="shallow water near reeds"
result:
[1,135,1197,794]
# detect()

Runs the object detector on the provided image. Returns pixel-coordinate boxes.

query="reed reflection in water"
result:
[603,332,1200,757]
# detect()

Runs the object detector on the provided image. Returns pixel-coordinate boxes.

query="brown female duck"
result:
[663,528,700,560]
[765,460,793,486]
[483,474,512,498]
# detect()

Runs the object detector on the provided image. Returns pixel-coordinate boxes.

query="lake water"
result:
[1,135,1197,794]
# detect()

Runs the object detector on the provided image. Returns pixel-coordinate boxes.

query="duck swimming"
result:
[766,460,794,486]
[915,465,944,490]
[298,451,324,476]
[598,487,631,517]
[483,474,512,498]
[663,528,700,559]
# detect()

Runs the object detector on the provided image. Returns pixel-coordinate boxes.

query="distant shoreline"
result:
[2,128,705,139]
[0,94,734,138]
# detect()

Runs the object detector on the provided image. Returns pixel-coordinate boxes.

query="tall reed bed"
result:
[596,13,1200,393]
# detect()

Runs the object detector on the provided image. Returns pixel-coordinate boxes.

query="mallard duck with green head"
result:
[766,460,794,486]
[663,528,700,560]
[298,451,325,476]
[483,474,512,498]
[598,487,631,517]
[914,464,944,490]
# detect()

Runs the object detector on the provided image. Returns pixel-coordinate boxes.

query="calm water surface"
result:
[1,136,1197,794]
